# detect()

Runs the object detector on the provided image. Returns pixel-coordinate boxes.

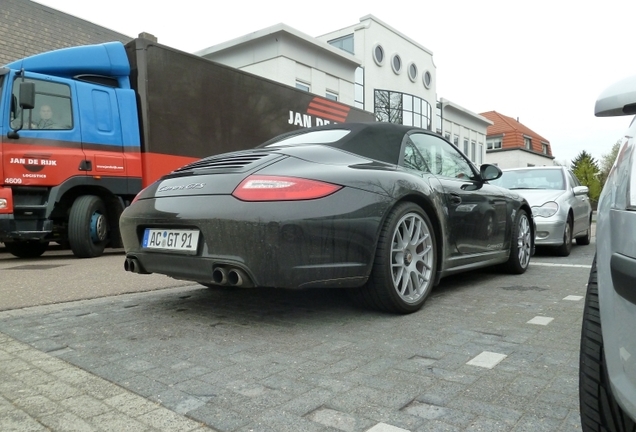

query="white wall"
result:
[318,15,436,119]
[487,150,556,169]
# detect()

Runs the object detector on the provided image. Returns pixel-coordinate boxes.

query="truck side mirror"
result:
[19,82,35,110]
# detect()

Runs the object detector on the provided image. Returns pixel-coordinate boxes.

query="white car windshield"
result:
[491,169,565,190]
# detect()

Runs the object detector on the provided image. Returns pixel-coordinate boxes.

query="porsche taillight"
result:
[232,175,342,201]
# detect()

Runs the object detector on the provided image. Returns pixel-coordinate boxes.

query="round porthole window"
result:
[392,54,402,74]
[408,63,418,82]
[423,70,432,88]
[372,44,385,66]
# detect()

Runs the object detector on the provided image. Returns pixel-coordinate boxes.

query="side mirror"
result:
[19,82,35,110]
[573,185,589,196]
[480,164,502,181]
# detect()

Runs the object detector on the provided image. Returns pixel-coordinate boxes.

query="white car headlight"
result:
[532,201,559,218]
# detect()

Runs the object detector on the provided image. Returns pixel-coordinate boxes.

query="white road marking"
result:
[530,262,592,269]
[527,316,555,325]
[366,423,411,432]
[563,295,584,301]
[466,351,508,369]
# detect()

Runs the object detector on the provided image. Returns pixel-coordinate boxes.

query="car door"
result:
[567,170,591,235]
[408,132,508,257]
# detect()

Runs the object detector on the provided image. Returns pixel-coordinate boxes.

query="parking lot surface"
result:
[0,239,595,431]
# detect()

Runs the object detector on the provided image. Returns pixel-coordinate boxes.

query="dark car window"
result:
[409,133,474,179]
[403,141,429,172]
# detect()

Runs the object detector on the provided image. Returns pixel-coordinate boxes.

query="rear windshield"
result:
[263,129,350,147]
[260,123,407,165]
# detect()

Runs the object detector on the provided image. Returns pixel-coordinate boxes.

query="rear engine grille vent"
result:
[173,153,272,173]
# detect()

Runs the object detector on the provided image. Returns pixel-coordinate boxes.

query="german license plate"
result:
[142,228,199,254]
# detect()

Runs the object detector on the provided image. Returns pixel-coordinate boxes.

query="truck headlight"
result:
[532,201,558,218]
[0,198,7,209]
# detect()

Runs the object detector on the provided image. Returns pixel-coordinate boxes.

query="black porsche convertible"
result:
[120,122,534,314]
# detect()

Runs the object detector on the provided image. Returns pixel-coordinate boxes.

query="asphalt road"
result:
[0,245,193,311]
[0,234,595,431]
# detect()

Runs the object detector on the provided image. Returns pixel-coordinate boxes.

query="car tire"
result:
[556,216,573,256]
[503,209,532,274]
[579,255,636,431]
[4,240,49,258]
[576,214,593,246]
[349,202,437,314]
[68,195,109,258]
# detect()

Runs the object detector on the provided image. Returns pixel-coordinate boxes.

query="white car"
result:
[579,75,636,430]
[490,166,593,256]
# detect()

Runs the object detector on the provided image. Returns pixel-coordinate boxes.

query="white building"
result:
[437,98,493,167]
[197,15,489,165]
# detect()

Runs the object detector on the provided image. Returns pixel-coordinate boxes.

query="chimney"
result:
[138,32,158,42]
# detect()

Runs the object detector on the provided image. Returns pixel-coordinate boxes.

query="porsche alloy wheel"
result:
[504,209,532,274]
[350,202,437,314]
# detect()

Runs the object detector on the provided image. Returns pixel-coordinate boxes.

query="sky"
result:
[36,0,636,165]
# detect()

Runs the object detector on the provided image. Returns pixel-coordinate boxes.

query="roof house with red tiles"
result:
[480,111,555,168]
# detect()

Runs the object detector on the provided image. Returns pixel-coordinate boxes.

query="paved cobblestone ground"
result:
[0,242,594,432]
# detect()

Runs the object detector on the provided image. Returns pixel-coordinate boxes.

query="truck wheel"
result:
[5,240,49,258]
[349,202,437,314]
[579,256,636,431]
[69,195,108,258]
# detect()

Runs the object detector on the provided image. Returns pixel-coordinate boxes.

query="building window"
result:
[471,140,476,162]
[327,34,354,54]
[542,143,549,154]
[325,91,338,101]
[374,89,432,130]
[373,44,385,65]
[463,138,469,156]
[423,71,432,89]
[391,54,402,74]
[408,63,418,82]
[453,135,459,147]
[296,81,310,92]
[354,67,364,109]
[524,136,532,149]
[487,138,502,149]
[444,132,451,141]
[477,143,483,165]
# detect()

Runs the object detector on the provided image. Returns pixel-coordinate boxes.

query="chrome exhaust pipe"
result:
[212,267,228,285]
[124,257,149,274]
[124,257,136,273]
[228,268,253,287]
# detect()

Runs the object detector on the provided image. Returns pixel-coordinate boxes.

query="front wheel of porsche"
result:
[350,202,437,314]
[503,208,532,274]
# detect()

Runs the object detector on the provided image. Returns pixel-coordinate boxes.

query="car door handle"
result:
[450,193,462,205]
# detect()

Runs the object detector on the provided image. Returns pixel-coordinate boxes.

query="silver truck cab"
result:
[579,75,636,430]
